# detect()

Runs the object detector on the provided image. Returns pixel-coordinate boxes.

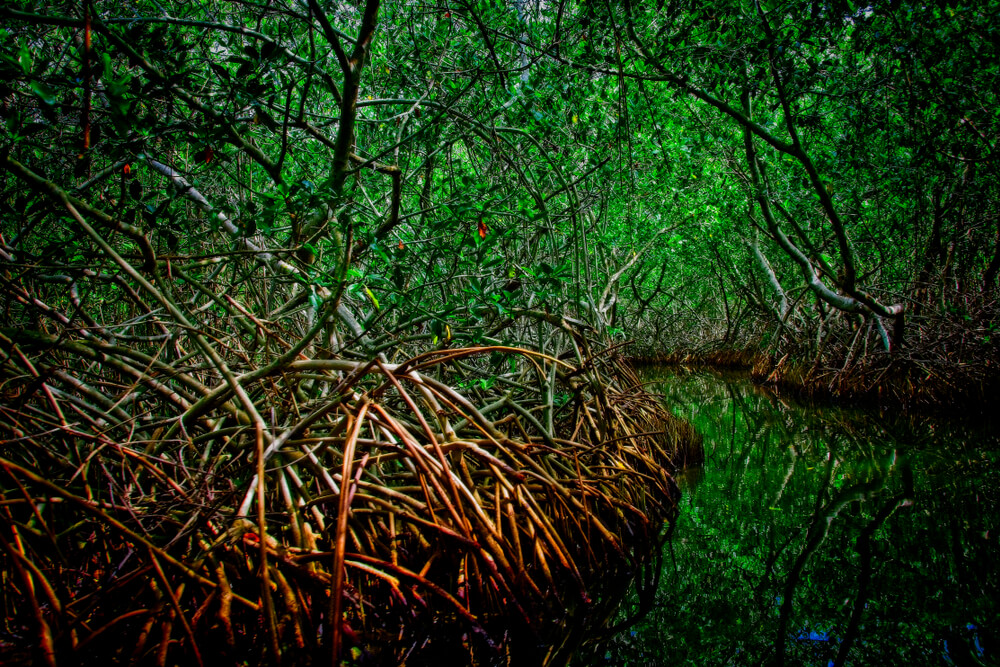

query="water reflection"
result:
[594,369,1000,666]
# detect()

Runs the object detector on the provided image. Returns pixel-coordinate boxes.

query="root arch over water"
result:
[0,331,700,665]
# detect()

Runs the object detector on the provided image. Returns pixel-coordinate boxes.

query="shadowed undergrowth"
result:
[630,304,1000,414]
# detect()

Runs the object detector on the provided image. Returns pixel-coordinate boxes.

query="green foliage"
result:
[4,0,991,364]
[1,0,999,662]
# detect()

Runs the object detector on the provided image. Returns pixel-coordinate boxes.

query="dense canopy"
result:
[1,0,997,663]
[2,0,997,359]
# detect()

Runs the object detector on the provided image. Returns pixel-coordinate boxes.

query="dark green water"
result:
[598,369,1000,666]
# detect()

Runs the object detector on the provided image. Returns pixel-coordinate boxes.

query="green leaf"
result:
[28,81,57,106]
[364,286,380,310]
[17,46,32,74]
[308,291,322,311]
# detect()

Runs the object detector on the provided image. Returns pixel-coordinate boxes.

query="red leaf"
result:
[122,163,131,177]
[398,240,405,250]
[477,219,488,239]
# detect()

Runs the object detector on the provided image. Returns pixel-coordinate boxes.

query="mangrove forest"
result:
[0,0,997,664]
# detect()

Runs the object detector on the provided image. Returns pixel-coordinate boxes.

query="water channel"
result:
[592,369,1000,666]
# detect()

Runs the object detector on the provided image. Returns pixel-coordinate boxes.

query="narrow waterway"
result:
[596,369,1000,666]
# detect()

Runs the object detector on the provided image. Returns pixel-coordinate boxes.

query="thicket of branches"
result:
[0,0,700,664]
[601,0,999,402]
[1,0,998,662]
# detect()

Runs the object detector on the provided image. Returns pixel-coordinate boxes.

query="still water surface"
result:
[597,369,1000,666]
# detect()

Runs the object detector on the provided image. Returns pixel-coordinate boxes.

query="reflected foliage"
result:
[598,371,1000,666]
